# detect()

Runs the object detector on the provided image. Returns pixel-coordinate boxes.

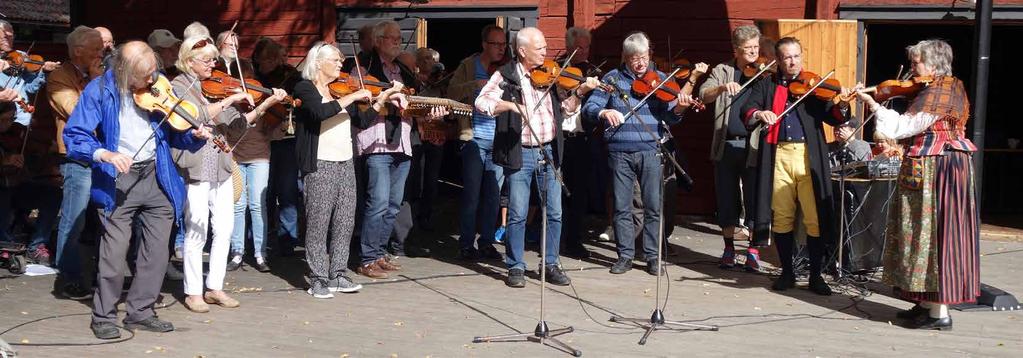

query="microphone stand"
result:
[606,66,717,344]
[473,64,580,357]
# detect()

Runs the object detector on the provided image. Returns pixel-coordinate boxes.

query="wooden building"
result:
[3,0,1020,218]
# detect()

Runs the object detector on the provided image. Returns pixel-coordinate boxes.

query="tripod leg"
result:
[662,320,720,331]
[473,331,533,343]
[638,324,656,345]
[544,336,583,357]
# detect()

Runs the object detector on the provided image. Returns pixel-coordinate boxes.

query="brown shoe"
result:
[184,295,210,313]
[204,291,240,308]
[358,262,389,279]
[376,257,401,271]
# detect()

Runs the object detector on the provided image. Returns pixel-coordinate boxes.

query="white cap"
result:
[147,29,182,49]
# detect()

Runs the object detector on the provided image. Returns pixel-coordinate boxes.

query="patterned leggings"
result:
[304,160,357,284]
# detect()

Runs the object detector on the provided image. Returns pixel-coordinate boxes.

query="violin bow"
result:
[608,65,690,177]
[348,36,365,90]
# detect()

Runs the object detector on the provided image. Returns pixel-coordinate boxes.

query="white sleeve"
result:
[871,102,941,140]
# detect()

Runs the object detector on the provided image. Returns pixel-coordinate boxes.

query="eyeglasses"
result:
[627,55,650,64]
[738,45,760,52]
[194,57,216,66]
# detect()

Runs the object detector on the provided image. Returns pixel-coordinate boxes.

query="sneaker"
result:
[478,244,503,260]
[646,259,660,276]
[457,247,479,260]
[254,258,271,272]
[124,316,174,333]
[91,321,121,340]
[609,257,633,274]
[328,275,363,293]
[357,262,389,279]
[28,246,51,266]
[719,249,736,269]
[61,282,94,301]
[506,268,526,288]
[307,280,334,299]
[743,251,762,272]
[226,254,242,271]
[544,265,571,286]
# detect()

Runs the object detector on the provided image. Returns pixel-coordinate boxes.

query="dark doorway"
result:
[427,18,496,74]
[865,23,1023,222]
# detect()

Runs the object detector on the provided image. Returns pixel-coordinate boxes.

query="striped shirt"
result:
[475,63,557,146]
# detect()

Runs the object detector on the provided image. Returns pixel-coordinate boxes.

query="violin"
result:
[632,70,705,112]
[133,74,231,152]
[201,70,299,107]
[859,76,933,102]
[1,51,48,73]
[528,59,613,92]
[742,56,775,78]
[328,72,413,98]
[787,71,852,104]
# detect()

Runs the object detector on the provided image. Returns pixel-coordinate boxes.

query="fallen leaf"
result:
[394,321,404,326]
[20,339,29,344]
[20,311,27,315]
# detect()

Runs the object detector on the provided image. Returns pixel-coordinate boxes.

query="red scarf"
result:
[764,84,789,145]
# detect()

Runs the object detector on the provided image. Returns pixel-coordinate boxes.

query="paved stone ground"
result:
[1,216,1021,357]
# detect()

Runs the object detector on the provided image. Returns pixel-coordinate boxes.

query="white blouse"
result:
[317,97,354,162]
[871,102,941,140]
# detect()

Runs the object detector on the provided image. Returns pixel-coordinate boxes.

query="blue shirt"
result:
[582,66,683,152]
[471,56,497,141]
[777,99,805,142]
[0,54,47,126]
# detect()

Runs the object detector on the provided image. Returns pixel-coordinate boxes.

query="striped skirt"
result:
[881,151,980,304]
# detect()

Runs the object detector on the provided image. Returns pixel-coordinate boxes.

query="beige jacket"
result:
[169,74,247,183]
[46,63,90,154]
[698,59,739,162]
[446,54,482,140]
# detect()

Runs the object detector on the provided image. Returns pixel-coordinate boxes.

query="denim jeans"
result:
[231,162,270,258]
[609,149,662,261]
[269,139,300,241]
[359,153,410,264]
[505,144,561,270]
[458,139,504,250]
[55,161,92,280]
[2,181,61,250]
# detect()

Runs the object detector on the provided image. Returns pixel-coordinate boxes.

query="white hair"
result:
[183,22,211,42]
[907,39,953,76]
[0,20,11,32]
[566,27,591,49]
[731,25,761,48]
[373,20,401,42]
[300,42,342,81]
[515,27,543,52]
[66,25,100,55]
[622,32,650,59]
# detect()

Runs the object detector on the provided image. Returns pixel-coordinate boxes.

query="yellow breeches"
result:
[771,143,820,237]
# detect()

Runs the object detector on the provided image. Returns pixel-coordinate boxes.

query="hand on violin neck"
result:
[578,76,601,95]
[675,93,697,112]
[43,61,60,72]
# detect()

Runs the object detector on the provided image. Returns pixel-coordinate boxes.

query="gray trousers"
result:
[303,160,357,283]
[92,161,174,324]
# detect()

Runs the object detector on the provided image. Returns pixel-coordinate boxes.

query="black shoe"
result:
[562,243,591,259]
[278,243,295,257]
[91,321,121,340]
[164,263,184,281]
[544,265,571,286]
[458,247,479,261]
[61,282,94,301]
[772,274,796,291]
[908,315,953,331]
[404,246,432,258]
[124,316,174,333]
[254,259,271,272]
[226,255,242,271]
[506,268,526,288]
[896,305,929,320]
[646,260,660,276]
[609,257,633,274]
[478,244,503,260]
[808,275,833,296]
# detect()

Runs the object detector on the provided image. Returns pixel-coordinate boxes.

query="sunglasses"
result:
[192,38,212,50]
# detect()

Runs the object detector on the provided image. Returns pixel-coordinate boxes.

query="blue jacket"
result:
[62,70,204,222]
[582,66,683,152]
[0,52,47,126]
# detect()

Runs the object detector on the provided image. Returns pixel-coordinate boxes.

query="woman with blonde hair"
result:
[172,35,287,312]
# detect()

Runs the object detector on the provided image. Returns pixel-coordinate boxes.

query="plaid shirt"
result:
[903,76,975,156]
[476,63,559,146]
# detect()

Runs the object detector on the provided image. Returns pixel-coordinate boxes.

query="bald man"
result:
[64,41,211,339]
[94,26,115,69]
[475,27,599,287]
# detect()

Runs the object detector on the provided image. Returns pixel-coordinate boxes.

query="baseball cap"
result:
[148,29,182,49]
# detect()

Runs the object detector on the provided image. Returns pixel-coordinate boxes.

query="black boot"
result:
[806,237,832,296]
[772,232,796,291]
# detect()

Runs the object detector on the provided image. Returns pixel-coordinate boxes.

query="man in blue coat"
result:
[63,41,208,340]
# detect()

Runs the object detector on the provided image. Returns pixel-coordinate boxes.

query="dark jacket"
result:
[740,74,848,245]
[292,80,378,174]
[491,62,565,170]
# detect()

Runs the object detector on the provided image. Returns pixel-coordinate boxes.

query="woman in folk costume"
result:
[855,39,980,331]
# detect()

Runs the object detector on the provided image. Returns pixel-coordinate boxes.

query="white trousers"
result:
[183,178,235,296]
